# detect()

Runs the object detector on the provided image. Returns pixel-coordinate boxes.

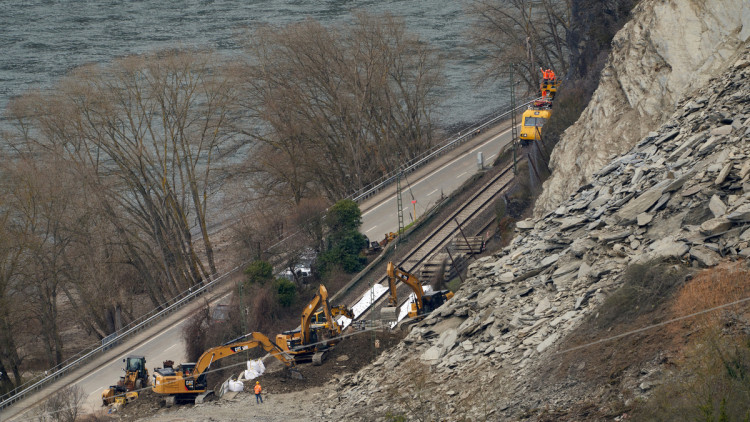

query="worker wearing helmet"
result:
[254,381,263,404]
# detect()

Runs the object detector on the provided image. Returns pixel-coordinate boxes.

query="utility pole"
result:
[370,280,376,349]
[396,170,404,243]
[510,63,518,176]
[239,281,249,360]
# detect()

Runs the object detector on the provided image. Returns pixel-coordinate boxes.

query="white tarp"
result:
[339,283,389,328]
[240,359,265,381]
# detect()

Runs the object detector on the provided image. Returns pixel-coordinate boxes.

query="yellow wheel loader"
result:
[101,355,148,406]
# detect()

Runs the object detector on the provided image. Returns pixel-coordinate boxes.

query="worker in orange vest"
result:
[254,381,263,404]
[541,68,555,81]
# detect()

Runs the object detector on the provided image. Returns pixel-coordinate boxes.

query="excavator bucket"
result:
[380,307,398,322]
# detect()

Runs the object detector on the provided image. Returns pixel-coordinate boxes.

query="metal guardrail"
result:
[0,264,242,412]
[347,97,537,203]
[0,98,535,413]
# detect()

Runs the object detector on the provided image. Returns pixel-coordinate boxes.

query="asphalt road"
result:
[3,118,515,421]
[360,123,514,236]
[75,290,234,413]
[75,319,189,412]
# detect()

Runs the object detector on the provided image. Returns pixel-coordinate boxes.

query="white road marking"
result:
[427,189,438,196]
[361,126,512,217]
[74,302,206,383]
[365,226,378,233]
[456,172,467,178]
[164,344,177,352]
[487,154,496,160]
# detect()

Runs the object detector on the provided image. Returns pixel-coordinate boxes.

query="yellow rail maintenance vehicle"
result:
[520,67,559,146]
[520,102,552,146]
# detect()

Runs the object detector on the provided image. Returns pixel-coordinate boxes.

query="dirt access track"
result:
[107,329,404,421]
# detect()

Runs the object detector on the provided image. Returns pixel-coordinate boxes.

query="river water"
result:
[0,0,508,131]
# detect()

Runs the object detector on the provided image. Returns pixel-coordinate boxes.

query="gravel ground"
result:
[102,329,404,421]
[133,387,327,422]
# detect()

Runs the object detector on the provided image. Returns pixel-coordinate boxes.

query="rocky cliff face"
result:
[320,28,750,422]
[534,0,750,216]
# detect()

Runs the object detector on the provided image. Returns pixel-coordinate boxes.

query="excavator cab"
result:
[152,332,298,406]
[422,290,453,313]
[312,310,327,325]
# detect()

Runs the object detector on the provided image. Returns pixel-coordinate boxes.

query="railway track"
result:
[351,157,523,323]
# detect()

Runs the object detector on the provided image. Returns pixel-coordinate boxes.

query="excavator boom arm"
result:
[300,285,329,344]
[386,261,424,311]
[320,288,335,333]
[194,332,294,376]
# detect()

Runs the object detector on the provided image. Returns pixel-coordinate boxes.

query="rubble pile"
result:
[321,47,750,421]
[535,0,750,215]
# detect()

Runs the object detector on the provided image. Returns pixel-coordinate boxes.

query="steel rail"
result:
[351,158,521,323]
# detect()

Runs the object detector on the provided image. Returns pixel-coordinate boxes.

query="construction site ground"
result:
[104,329,405,421]
[95,142,520,422]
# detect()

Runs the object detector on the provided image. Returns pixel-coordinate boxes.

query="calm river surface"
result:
[0,0,509,130]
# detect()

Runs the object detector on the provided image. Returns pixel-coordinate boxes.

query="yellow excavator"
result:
[276,284,345,365]
[151,332,297,406]
[312,304,354,334]
[101,355,149,406]
[381,261,454,325]
[380,232,397,247]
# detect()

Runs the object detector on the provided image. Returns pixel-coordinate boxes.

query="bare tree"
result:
[468,0,572,92]
[0,155,87,367]
[0,173,30,392]
[59,199,141,339]
[34,384,85,422]
[235,12,444,204]
[7,49,237,305]
[290,197,329,254]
